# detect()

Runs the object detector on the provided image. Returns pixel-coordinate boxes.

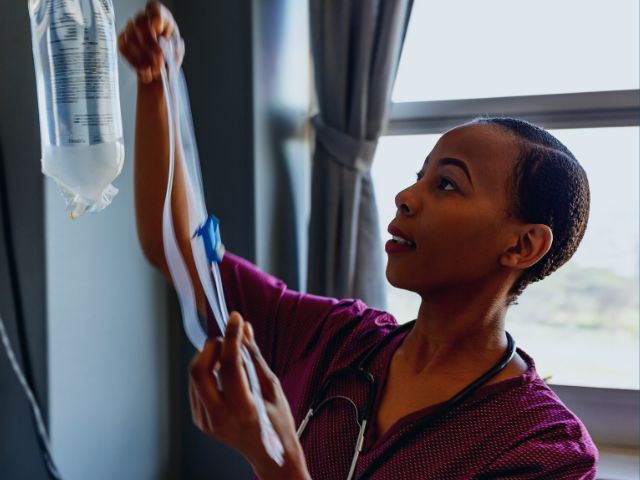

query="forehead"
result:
[428,123,519,191]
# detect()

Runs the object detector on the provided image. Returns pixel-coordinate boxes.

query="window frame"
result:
[386,90,639,134]
[382,88,640,449]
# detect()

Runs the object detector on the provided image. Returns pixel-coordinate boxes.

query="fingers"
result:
[118,2,180,82]
[219,313,256,419]
[135,12,163,74]
[118,18,155,83]
[189,313,270,439]
[189,380,209,431]
[189,338,224,423]
[118,22,144,68]
[242,321,280,402]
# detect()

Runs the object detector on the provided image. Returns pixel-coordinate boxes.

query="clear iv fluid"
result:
[30,0,124,217]
[42,142,123,209]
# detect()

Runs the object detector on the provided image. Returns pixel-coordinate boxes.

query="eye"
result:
[437,177,456,191]
[416,170,424,182]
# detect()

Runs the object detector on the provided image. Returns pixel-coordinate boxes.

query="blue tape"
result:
[193,215,225,264]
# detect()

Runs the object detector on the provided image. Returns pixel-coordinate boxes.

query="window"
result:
[371,1,640,448]
[393,0,639,102]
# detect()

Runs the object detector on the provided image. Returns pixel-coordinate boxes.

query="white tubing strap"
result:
[0,313,61,477]
[157,37,284,465]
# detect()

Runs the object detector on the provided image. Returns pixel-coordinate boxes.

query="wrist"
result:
[253,445,310,480]
[137,77,164,95]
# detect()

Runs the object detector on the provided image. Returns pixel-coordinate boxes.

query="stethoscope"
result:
[296,321,516,480]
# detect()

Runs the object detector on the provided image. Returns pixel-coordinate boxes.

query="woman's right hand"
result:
[117,2,185,84]
[189,313,311,480]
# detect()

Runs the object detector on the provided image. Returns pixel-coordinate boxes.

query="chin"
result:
[386,261,434,297]
[386,264,415,292]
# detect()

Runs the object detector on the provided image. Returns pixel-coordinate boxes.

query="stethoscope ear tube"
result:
[445,331,516,409]
[358,369,376,424]
[296,322,517,480]
[346,420,368,480]
[296,408,314,437]
[296,322,414,477]
[356,330,517,480]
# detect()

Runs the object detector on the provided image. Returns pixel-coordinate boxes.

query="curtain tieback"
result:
[312,115,377,174]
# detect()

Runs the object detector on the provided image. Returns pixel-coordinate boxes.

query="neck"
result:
[400,283,510,376]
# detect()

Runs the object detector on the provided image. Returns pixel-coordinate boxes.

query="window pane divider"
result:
[386,90,640,135]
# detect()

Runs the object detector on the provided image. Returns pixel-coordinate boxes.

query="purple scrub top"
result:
[210,253,598,479]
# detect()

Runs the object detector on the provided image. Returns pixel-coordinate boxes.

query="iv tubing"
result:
[157,37,284,465]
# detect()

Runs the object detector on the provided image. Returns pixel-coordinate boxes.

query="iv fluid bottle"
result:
[29,0,124,218]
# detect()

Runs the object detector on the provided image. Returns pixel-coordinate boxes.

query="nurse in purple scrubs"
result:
[119,4,598,479]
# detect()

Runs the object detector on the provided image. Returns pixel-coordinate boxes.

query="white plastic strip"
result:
[158,55,207,352]
[158,37,284,465]
[0,313,60,476]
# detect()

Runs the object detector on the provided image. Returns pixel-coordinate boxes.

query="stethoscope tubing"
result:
[297,321,517,480]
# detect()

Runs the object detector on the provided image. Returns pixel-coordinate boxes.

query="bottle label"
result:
[33,0,122,146]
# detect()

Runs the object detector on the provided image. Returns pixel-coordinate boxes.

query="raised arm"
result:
[117,3,347,362]
[118,2,207,313]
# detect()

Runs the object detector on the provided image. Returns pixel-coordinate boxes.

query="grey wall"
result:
[46,0,171,479]
[253,0,311,289]
[1,0,171,479]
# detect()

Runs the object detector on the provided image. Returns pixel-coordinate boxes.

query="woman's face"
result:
[386,123,522,296]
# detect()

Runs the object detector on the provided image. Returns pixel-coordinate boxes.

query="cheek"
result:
[385,204,507,291]
[417,208,504,270]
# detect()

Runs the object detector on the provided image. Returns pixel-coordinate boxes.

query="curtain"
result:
[307,0,413,308]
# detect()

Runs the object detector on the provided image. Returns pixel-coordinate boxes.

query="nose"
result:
[395,186,417,216]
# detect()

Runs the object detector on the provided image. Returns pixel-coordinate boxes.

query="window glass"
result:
[393,1,640,102]
[371,127,640,390]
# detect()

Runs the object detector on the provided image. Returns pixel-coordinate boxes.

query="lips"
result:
[386,224,416,253]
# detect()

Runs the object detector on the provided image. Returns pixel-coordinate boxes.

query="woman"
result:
[119,4,598,479]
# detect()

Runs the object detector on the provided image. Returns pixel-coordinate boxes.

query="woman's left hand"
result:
[189,312,311,480]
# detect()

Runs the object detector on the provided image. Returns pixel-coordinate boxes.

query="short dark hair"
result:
[472,117,590,305]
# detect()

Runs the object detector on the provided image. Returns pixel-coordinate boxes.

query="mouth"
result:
[386,225,416,252]
[390,235,415,247]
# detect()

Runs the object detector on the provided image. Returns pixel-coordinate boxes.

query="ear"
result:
[500,224,553,271]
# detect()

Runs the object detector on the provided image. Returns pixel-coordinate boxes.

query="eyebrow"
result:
[425,155,473,186]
